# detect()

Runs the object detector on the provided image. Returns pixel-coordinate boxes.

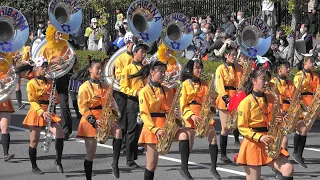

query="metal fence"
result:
[26,0,319,39]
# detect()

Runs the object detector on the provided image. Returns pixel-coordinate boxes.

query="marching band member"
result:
[293,54,320,168]
[76,59,122,179]
[270,60,295,151]
[0,53,15,162]
[40,24,73,140]
[180,59,221,180]
[22,57,64,174]
[113,32,134,152]
[135,60,193,180]
[120,43,149,168]
[215,46,242,163]
[237,68,294,180]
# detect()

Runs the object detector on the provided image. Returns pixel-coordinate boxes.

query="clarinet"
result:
[42,73,56,153]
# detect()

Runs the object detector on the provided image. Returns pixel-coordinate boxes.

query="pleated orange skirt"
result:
[237,133,289,166]
[216,90,236,110]
[139,117,166,145]
[77,109,102,138]
[23,104,61,127]
[184,104,215,128]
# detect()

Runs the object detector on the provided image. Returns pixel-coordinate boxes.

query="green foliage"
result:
[280,25,293,36]
[76,50,108,68]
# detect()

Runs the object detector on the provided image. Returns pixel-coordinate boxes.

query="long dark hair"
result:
[72,56,102,81]
[128,61,167,82]
[180,59,203,82]
[274,59,290,74]
[243,68,271,95]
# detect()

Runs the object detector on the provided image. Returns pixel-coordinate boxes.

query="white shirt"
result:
[262,0,274,11]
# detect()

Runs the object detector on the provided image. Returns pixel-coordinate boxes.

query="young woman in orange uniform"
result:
[237,68,294,180]
[134,61,193,180]
[270,60,295,151]
[0,53,15,162]
[215,47,242,163]
[180,58,220,180]
[22,58,64,174]
[76,59,122,179]
[293,54,320,168]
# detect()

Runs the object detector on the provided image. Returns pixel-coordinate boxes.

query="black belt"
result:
[189,101,201,105]
[301,92,314,95]
[89,105,103,110]
[252,127,268,132]
[282,100,290,104]
[150,113,166,117]
[38,100,49,105]
[224,86,237,90]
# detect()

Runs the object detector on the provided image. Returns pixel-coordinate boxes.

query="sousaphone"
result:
[0,6,29,103]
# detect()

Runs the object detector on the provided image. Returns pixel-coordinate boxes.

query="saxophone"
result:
[195,74,215,138]
[265,87,285,159]
[282,74,304,135]
[96,78,118,144]
[226,61,252,131]
[42,73,56,153]
[156,82,182,155]
[302,85,320,132]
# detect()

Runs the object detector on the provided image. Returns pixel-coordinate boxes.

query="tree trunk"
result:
[288,10,297,66]
[101,26,110,53]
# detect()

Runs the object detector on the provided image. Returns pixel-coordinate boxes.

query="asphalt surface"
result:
[1,79,320,180]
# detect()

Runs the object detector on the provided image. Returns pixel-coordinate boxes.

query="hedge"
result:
[75,50,320,80]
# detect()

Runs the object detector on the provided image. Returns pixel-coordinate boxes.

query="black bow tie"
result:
[278,75,287,80]
[149,81,162,87]
[132,61,143,66]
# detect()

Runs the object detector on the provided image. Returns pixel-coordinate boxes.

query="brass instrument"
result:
[282,73,304,135]
[96,78,118,144]
[195,74,215,138]
[301,85,320,132]
[156,82,182,155]
[265,87,285,159]
[0,6,29,103]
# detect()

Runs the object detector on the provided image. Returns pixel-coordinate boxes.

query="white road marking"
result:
[10,125,246,176]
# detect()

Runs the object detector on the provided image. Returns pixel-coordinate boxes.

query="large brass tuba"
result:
[195,74,216,138]
[0,6,29,103]
[104,0,163,91]
[38,0,82,153]
[236,17,272,58]
[32,0,82,79]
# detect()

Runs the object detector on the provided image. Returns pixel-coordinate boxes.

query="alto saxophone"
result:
[226,61,252,131]
[156,82,183,155]
[195,74,215,138]
[301,85,320,132]
[96,78,118,144]
[265,87,285,159]
[282,74,304,135]
[42,73,56,153]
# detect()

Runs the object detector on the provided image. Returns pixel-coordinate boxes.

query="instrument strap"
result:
[188,79,204,104]
[89,81,103,107]
[148,84,167,113]
[252,93,270,124]
[224,63,235,83]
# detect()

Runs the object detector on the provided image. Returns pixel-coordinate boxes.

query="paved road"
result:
[1,79,320,180]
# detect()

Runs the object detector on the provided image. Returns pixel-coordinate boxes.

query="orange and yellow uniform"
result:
[76,80,111,138]
[120,61,145,97]
[114,51,133,81]
[294,70,320,106]
[215,63,242,110]
[236,92,289,166]
[40,41,68,62]
[0,53,14,112]
[180,79,215,128]
[138,83,173,144]
[23,77,60,127]
[270,76,296,112]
